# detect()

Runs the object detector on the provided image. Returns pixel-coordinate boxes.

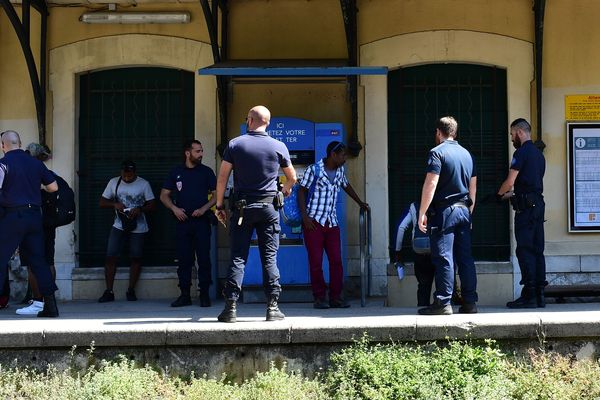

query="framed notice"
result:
[567,122,600,231]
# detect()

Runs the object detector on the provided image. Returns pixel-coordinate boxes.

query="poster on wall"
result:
[565,95,600,120]
[567,122,600,232]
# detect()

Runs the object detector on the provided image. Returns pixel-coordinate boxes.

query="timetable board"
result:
[567,122,600,231]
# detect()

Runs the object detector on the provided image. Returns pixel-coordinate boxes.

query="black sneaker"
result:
[98,290,115,303]
[458,303,478,314]
[329,299,350,308]
[171,294,192,307]
[126,288,137,301]
[313,298,330,309]
[418,300,452,315]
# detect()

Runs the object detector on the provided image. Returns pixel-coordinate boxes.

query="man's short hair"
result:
[510,118,531,133]
[436,116,458,138]
[326,141,346,157]
[183,139,202,152]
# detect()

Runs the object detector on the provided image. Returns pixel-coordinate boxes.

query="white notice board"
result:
[567,122,600,231]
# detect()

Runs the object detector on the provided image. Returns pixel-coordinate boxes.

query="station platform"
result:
[0,299,599,378]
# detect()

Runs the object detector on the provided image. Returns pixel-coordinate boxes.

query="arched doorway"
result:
[78,67,195,267]
[388,63,510,261]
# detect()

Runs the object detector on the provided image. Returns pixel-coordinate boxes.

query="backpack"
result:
[281,163,321,228]
[412,225,431,255]
[42,173,76,228]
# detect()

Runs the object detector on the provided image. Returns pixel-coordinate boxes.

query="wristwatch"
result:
[216,204,225,211]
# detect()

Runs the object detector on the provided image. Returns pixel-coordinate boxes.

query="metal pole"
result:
[359,209,366,307]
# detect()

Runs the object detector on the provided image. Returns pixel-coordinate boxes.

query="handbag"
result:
[114,178,138,233]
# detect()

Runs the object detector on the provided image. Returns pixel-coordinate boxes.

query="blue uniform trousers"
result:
[224,203,282,301]
[429,205,478,305]
[0,208,57,295]
[176,217,212,290]
[514,197,546,290]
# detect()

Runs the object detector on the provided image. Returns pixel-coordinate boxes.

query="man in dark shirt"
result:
[417,117,478,315]
[0,131,59,317]
[161,140,217,307]
[497,118,546,308]
[215,105,297,323]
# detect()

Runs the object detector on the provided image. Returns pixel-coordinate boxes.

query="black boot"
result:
[506,287,537,309]
[199,290,211,307]
[266,296,285,321]
[536,287,546,308]
[218,300,237,323]
[37,294,59,318]
[171,288,192,307]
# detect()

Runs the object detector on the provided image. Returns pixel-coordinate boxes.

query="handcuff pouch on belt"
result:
[273,191,284,210]
[510,193,536,212]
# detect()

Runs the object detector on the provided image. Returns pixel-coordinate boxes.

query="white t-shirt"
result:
[101,176,155,233]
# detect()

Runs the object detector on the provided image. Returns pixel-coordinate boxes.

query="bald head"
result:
[247,105,271,132]
[1,130,21,152]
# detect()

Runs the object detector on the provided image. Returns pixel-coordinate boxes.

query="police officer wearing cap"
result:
[497,118,546,308]
[0,130,59,317]
[215,105,297,323]
[417,116,478,315]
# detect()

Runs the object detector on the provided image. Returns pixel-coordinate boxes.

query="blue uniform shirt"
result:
[163,164,216,213]
[425,140,476,204]
[223,131,291,196]
[0,149,55,207]
[511,140,545,195]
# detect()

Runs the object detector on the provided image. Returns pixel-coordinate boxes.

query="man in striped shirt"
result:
[298,141,369,309]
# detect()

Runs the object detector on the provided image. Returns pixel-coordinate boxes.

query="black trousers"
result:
[515,199,546,291]
[223,203,282,301]
[0,209,57,296]
[176,218,212,291]
[414,253,435,306]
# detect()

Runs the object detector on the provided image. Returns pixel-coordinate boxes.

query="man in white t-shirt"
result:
[98,160,156,302]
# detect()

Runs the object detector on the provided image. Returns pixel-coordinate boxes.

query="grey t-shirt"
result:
[101,176,155,233]
[223,131,291,196]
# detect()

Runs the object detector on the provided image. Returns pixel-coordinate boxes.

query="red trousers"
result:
[303,222,343,301]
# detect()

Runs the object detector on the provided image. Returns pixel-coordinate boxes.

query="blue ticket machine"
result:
[240,117,347,301]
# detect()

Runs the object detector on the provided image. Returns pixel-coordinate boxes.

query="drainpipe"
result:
[534,0,546,151]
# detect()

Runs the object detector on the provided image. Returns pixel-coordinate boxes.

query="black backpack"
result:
[42,173,76,228]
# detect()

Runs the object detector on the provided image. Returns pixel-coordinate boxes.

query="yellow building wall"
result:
[358,0,533,45]
[0,10,41,146]
[539,0,600,254]
[5,0,600,270]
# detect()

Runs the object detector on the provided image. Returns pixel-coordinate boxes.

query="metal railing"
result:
[359,208,372,307]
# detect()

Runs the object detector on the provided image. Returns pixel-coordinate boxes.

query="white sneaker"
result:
[16,300,44,316]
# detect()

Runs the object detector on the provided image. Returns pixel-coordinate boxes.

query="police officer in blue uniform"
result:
[0,131,59,317]
[161,139,217,308]
[417,117,478,315]
[215,105,297,323]
[497,118,546,308]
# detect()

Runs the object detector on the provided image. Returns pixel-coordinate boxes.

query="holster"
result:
[273,192,284,210]
[510,193,536,212]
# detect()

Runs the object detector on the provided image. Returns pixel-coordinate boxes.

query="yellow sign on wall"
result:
[565,95,600,121]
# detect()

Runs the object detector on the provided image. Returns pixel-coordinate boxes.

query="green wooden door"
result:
[388,64,510,261]
[78,67,194,267]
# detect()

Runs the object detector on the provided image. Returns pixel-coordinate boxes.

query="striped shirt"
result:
[299,159,349,227]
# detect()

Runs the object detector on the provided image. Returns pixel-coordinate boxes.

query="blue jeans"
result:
[429,205,477,305]
[0,208,57,296]
[224,203,281,301]
[514,197,546,290]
